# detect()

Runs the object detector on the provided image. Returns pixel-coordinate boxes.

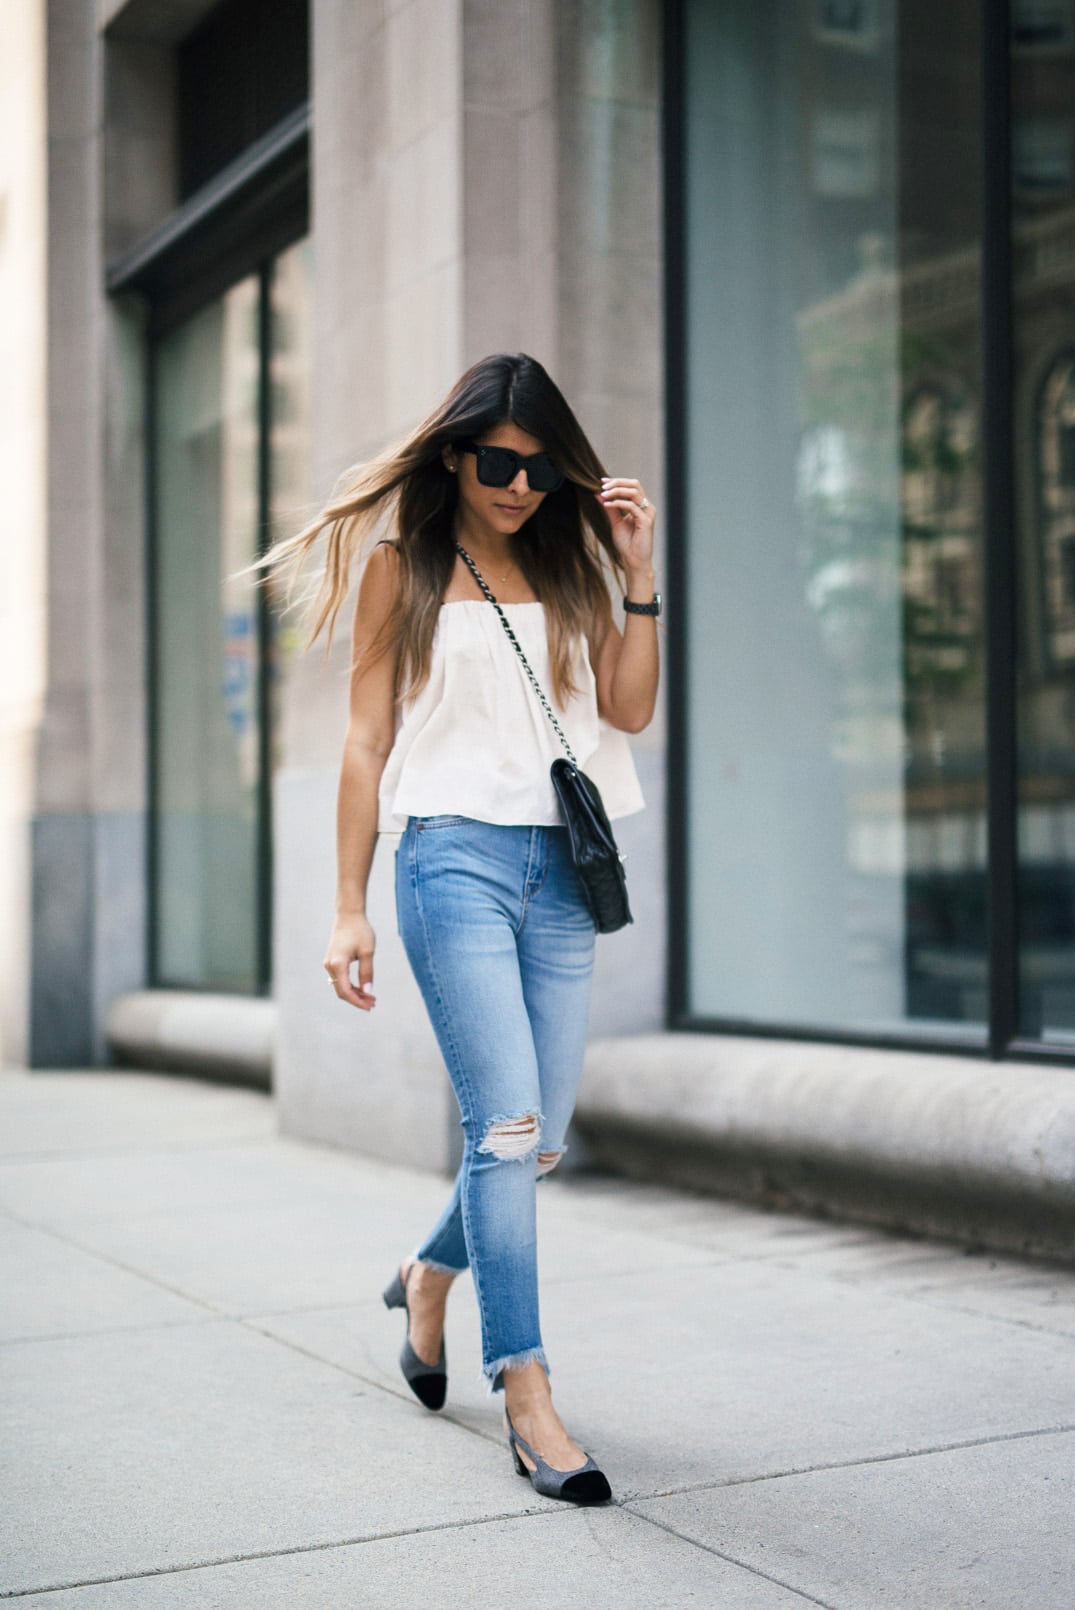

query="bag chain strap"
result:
[454,542,579,769]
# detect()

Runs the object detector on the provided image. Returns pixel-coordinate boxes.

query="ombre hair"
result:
[249,352,625,706]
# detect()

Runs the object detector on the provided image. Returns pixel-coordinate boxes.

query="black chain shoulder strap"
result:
[454,541,579,768]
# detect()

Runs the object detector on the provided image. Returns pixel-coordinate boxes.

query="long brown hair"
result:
[249,353,625,705]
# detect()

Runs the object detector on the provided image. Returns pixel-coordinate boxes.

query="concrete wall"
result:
[6,0,151,1069]
[272,0,666,1169]
[0,0,48,1067]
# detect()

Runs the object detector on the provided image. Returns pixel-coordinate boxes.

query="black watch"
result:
[623,592,662,617]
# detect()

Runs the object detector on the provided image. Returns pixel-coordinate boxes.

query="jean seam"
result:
[516,826,549,936]
[408,824,495,1357]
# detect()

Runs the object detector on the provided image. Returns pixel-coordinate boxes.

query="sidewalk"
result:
[1,1068,1073,1609]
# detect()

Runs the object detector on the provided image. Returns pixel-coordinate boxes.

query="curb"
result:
[107,991,275,1088]
[575,1033,1075,1263]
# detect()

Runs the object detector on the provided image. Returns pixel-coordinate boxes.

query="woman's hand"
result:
[599,476,657,575]
[325,914,377,1011]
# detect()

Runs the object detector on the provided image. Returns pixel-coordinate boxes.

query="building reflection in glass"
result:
[1013,3,1075,1043]
[682,0,989,1035]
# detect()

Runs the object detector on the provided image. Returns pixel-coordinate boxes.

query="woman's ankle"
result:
[404,1258,457,1296]
[503,1359,553,1414]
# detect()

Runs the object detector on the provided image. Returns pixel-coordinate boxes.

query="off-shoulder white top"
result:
[377,600,645,832]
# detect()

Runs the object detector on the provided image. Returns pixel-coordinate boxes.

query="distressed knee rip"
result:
[478,1112,542,1161]
[536,1150,563,1177]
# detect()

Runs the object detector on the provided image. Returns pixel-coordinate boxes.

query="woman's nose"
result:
[508,466,530,494]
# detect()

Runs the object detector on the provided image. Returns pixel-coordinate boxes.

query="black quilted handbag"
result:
[549,758,632,932]
[455,543,633,934]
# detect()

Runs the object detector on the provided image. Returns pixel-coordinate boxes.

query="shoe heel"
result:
[510,1442,529,1478]
[382,1270,406,1310]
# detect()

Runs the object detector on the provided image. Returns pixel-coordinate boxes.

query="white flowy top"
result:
[377,600,645,832]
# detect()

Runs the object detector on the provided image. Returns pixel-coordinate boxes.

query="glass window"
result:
[151,242,313,991]
[679,0,987,1038]
[1014,37,1075,1044]
[153,275,262,991]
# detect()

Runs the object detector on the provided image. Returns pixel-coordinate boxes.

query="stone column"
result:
[273,0,665,1170]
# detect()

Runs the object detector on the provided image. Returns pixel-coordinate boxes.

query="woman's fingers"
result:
[357,952,376,1007]
[325,948,376,1011]
[599,478,657,521]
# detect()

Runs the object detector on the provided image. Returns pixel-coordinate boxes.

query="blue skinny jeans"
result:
[395,814,597,1391]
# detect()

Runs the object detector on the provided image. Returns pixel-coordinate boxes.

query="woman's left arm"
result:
[590,476,660,735]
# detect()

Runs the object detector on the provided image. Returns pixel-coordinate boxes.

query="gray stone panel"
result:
[29,812,94,1066]
[92,812,147,1063]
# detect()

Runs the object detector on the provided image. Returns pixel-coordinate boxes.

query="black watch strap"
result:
[623,592,661,617]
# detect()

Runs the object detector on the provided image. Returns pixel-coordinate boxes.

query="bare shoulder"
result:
[365,538,401,578]
[354,540,401,618]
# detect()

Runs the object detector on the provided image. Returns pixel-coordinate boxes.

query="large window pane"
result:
[153,275,262,990]
[682,1,987,1036]
[1013,7,1075,1043]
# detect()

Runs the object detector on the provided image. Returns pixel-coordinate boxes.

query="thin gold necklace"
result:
[466,546,516,585]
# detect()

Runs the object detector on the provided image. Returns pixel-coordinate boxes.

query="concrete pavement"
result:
[1,1067,1073,1608]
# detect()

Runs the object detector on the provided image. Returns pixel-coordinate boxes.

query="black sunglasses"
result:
[457,439,565,493]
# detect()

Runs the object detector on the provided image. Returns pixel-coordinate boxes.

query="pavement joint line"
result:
[0,1137,277,1164]
[7,1415,1071,1605]
[861,1288,1075,1340]
[0,1211,238,1320]
[743,1254,1075,1336]
[0,1280,446,1421]
[0,1501,596,1600]
[0,1317,222,1350]
[616,1419,1075,1505]
[0,1217,508,1439]
[762,1241,1075,1280]
[233,1316,534,1452]
[617,1506,838,1609]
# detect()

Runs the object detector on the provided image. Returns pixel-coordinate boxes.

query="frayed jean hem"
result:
[412,1250,467,1278]
[485,1346,550,1395]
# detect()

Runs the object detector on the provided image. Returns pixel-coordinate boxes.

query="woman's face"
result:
[447,421,553,537]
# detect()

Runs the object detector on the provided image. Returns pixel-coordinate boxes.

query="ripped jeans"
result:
[395,815,597,1391]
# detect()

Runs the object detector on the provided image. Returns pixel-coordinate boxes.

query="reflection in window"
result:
[1014,26,1075,1043]
[154,277,262,990]
[812,107,881,198]
[902,384,980,683]
[680,0,986,1037]
[1038,354,1075,669]
[1011,0,1074,54]
[813,0,882,52]
[151,242,313,992]
[1012,117,1074,195]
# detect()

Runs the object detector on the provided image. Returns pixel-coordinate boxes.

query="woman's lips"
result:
[495,503,525,514]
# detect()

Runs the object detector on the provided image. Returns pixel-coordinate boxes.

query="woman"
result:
[258,353,659,1505]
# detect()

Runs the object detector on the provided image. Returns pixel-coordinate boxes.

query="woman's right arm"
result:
[323,543,401,1011]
